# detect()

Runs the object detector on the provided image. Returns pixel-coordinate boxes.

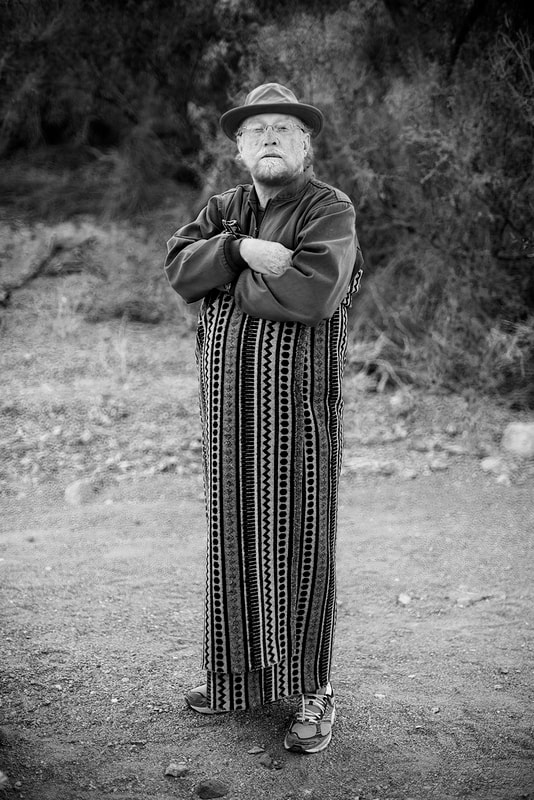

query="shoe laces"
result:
[296,690,329,724]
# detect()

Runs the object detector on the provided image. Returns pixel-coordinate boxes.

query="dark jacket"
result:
[165,168,363,327]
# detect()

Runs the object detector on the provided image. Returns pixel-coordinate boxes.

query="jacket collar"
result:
[248,166,313,208]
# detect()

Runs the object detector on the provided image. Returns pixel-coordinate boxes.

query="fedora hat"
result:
[220,83,324,140]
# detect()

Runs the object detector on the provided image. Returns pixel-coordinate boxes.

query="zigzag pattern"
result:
[196,290,349,711]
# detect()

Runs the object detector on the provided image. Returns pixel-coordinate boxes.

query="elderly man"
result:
[165,83,363,754]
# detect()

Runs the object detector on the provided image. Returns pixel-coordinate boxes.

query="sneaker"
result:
[284,683,336,754]
[184,684,226,715]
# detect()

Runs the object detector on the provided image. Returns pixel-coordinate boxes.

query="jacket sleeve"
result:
[233,199,362,326]
[164,194,247,303]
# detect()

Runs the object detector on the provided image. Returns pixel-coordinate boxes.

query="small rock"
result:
[399,467,418,480]
[165,761,189,777]
[342,458,397,476]
[157,456,180,473]
[495,473,511,486]
[89,407,113,426]
[397,593,412,605]
[389,390,415,417]
[393,422,409,439]
[258,751,282,769]
[442,443,469,456]
[431,706,441,714]
[480,456,504,475]
[247,746,265,754]
[409,437,436,452]
[376,461,397,476]
[78,429,94,445]
[195,778,229,799]
[476,441,494,458]
[502,422,534,459]
[428,457,449,472]
[367,428,406,444]
[258,752,275,769]
[64,478,96,505]
[0,771,9,789]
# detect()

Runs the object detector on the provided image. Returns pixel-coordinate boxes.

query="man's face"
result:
[236,113,310,187]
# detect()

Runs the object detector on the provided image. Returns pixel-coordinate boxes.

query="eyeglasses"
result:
[237,123,306,142]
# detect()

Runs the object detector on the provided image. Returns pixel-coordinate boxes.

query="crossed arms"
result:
[165,191,362,326]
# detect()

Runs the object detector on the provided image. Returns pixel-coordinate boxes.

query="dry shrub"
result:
[194,10,534,404]
[340,26,533,402]
[2,3,533,404]
[481,318,534,408]
[83,293,165,325]
[80,245,193,332]
[1,220,195,335]
[99,122,177,218]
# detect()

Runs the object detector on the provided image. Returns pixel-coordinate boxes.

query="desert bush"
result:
[2,1,534,403]
[225,6,534,404]
[481,318,534,407]
[77,237,194,331]
[0,220,195,336]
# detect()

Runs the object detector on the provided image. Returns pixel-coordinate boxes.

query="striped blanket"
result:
[196,288,352,711]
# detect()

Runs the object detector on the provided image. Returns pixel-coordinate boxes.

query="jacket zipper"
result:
[252,200,268,239]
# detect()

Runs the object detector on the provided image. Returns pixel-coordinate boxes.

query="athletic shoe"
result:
[184,684,226,715]
[284,683,336,753]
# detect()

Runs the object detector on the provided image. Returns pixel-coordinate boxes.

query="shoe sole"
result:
[284,705,336,754]
[184,691,226,715]
[186,701,222,715]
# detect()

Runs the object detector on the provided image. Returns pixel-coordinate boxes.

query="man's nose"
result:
[262,125,280,143]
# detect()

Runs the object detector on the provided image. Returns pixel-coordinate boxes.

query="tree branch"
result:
[448,0,490,74]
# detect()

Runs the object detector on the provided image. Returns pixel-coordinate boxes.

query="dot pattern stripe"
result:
[196,288,352,711]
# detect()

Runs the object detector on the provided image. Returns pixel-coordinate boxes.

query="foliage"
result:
[1,0,534,404]
[0,0,263,212]
[205,3,534,404]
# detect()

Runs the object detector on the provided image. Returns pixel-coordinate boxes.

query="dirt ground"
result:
[1,240,534,800]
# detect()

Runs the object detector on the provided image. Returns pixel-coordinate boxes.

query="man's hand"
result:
[239,238,292,276]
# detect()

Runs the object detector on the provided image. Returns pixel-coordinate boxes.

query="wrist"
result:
[225,236,248,272]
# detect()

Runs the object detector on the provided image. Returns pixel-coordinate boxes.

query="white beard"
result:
[252,157,294,186]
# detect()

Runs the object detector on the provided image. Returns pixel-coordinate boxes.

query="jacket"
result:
[164,168,363,327]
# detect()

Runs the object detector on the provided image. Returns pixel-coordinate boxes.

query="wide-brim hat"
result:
[220,82,324,139]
